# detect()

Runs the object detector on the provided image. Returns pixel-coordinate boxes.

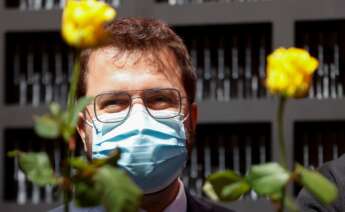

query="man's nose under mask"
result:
[90,105,188,194]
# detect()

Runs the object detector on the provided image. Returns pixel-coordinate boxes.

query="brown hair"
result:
[77,18,197,103]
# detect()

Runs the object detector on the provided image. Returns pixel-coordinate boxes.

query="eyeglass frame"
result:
[85,88,189,124]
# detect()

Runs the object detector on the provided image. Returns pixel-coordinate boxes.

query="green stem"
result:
[277,96,288,212]
[67,52,80,123]
[281,187,286,212]
[63,51,80,212]
[277,96,287,168]
[63,148,72,212]
[64,200,68,212]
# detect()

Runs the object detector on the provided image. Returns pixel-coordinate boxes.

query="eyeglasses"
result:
[92,88,185,123]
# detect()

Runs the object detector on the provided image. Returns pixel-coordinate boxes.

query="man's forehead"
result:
[88,46,183,82]
[90,47,177,68]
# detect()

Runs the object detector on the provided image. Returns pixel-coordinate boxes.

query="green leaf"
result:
[34,115,60,139]
[75,181,101,207]
[246,162,290,196]
[250,173,289,196]
[221,180,250,201]
[203,182,220,201]
[61,94,92,141]
[69,96,93,128]
[62,124,75,142]
[93,165,142,212]
[18,152,58,186]
[247,162,287,178]
[61,109,75,141]
[270,191,283,201]
[7,150,20,157]
[49,102,61,117]
[91,149,120,168]
[203,170,243,201]
[296,165,338,205]
[69,157,89,171]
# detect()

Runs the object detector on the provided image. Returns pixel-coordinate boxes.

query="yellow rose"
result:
[266,47,319,98]
[62,0,116,48]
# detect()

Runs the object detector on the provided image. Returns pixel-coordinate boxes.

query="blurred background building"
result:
[0,0,345,211]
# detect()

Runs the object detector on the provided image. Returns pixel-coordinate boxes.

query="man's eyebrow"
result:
[97,88,173,95]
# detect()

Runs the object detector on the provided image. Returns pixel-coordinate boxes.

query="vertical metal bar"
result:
[232,135,240,173]
[303,134,309,168]
[316,33,324,99]
[217,37,225,101]
[231,35,239,99]
[244,36,252,99]
[259,135,266,164]
[218,135,226,170]
[203,37,211,100]
[258,35,266,98]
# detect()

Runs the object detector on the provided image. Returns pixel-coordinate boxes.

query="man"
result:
[297,154,345,211]
[53,18,234,212]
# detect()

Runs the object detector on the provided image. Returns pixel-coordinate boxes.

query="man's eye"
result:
[99,99,128,112]
[146,95,176,109]
[155,95,171,102]
[152,95,173,103]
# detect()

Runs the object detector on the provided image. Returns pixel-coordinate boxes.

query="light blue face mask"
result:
[89,105,188,194]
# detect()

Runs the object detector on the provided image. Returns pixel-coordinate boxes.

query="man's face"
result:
[78,47,197,157]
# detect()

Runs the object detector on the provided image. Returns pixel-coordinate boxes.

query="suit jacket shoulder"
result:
[185,189,235,212]
[297,154,345,212]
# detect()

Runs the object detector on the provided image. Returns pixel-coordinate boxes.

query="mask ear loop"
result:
[77,110,92,153]
[80,109,102,156]
[180,97,191,123]
[84,109,100,134]
[181,113,190,123]
[181,105,194,152]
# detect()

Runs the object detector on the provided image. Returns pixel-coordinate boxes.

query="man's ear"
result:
[76,112,88,152]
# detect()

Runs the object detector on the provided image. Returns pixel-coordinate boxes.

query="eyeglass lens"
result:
[94,89,181,122]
